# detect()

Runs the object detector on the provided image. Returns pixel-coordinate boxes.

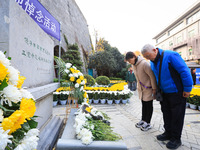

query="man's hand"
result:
[183,91,190,98]
[152,89,156,95]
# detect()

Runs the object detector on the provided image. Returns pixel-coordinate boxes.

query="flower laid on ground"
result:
[0,52,39,150]
[74,103,121,145]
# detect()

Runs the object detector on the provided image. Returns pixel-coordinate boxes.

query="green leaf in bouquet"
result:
[27,117,38,128]
[0,78,8,90]
[21,122,31,132]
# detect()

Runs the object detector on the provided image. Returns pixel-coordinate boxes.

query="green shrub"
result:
[109,77,123,80]
[96,76,110,85]
[84,74,95,86]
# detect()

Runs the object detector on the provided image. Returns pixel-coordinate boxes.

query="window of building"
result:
[189,49,192,55]
[187,11,200,24]
[157,34,167,43]
[188,29,195,38]
[169,41,173,46]
[177,36,182,44]
[168,22,184,36]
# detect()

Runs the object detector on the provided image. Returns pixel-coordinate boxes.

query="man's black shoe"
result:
[166,139,182,149]
[156,133,171,141]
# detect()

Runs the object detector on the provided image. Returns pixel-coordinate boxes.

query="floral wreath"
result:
[64,63,89,103]
[0,51,39,150]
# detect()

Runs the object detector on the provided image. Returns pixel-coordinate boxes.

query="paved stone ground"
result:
[53,91,200,150]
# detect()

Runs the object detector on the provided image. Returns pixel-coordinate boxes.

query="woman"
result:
[191,68,196,85]
[126,66,137,91]
[125,52,157,131]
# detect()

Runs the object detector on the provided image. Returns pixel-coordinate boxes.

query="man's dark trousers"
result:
[160,92,186,140]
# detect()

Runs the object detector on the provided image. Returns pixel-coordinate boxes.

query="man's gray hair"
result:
[141,44,155,54]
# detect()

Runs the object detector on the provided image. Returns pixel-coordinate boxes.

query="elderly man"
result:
[141,44,193,149]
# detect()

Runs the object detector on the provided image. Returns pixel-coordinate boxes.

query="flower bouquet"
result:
[0,51,39,150]
[74,103,121,145]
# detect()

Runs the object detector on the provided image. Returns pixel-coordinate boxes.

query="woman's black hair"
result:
[125,52,136,60]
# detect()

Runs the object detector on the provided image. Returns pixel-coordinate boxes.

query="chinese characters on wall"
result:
[22,37,52,64]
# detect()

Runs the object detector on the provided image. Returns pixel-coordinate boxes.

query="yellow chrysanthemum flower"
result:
[0,63,9,81]
[86,98,89,104]
[84,79,87,84]
[2,110,26,134]
[83,92,87,98]
[85,106,92,112]
[76,79,81,84]
[70,68,75,73]
[74,70,80,74]
[70,77,75,82]
[17,75,26,89]
[79,76,84,80]
[20,98,36,120]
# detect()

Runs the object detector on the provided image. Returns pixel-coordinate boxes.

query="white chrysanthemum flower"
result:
[73,73,78,78]
[72,66,77,70]
[0,109,4,122]
[82,135,93,145]
[80,80,85,85]
[14,129,39,150]
[0,127,13,150]
[65,63,72,69]
[90,108,97,116]
[0,51,10,67]
[83,98,87,103]
[78,72,83,76]
[64,69,70,74]
[75,83,79,88]
[53,92,60,95]
[1,85,22,106]
[7,66,19,85]
[80,128,93,145]
[80,86,84,91]
[69,74,73,77]
[19,89,35,100]
[25,129,39,138]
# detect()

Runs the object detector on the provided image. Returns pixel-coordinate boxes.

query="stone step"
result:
[37,116,64,150]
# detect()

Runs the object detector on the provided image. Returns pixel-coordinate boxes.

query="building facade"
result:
[153,1,200,63]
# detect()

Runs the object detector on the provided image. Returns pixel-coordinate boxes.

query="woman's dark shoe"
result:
[166,139,182,149]
[156,133,171,141]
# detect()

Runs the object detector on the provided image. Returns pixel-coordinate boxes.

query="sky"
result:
[75,0,198,54]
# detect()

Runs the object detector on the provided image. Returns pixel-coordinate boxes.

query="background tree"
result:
[62,35,83,71]
[88,38,126,79]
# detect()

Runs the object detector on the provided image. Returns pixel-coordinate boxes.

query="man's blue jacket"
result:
[150,48,193,93]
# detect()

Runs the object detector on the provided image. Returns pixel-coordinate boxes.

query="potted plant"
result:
[88,92,93,104]
[107,92,113,104]
[126,91,133,103]
[189,96,198,110]
[93,92,99,104]
[122,93,128,104]
[114,93,120,104]
[53,92,59,106]
[100,92,106,104]
[186,97,190,108]
[196,96,200,111]
[60,92,67,105]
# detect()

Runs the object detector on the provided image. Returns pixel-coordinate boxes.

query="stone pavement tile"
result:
[123,138,141,149]
[134,134,166,150]
[182,137,198,145]
[190,143,200,149]
[182,141,191,149]
[195,137,200,145]
[187,133,197,141]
